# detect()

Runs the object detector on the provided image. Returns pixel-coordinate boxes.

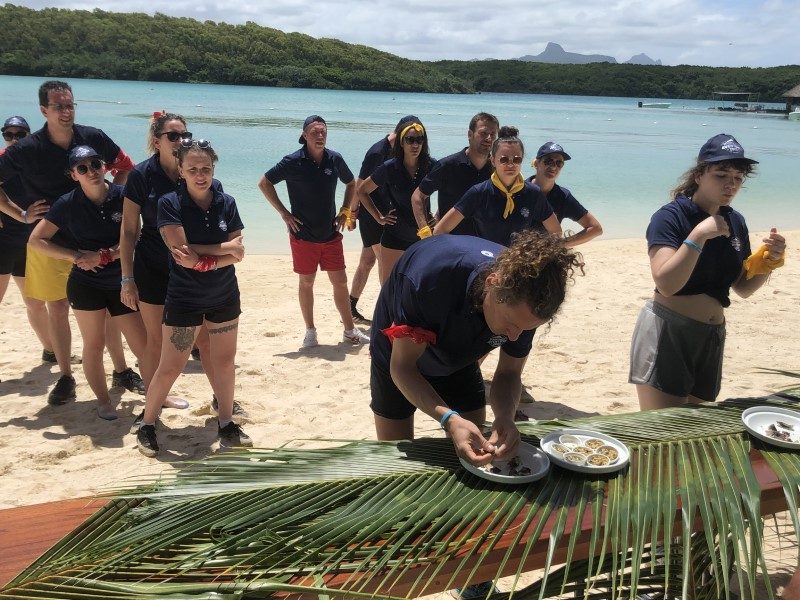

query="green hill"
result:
[1,4,798,102]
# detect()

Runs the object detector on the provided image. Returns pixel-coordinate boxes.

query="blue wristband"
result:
[440,409,459,430]
[683,239,703,253]
[120,276,134,285]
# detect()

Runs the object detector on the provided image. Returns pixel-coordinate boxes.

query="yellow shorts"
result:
[24,245,72,302]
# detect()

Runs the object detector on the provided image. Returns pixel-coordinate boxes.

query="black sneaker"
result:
[190,346,201,361]
[47,374,76,405]
[137,424,159,457]
[218,421,253,448]
[112,368,146,395]
[351,307,372,325]
[211,395,249,418]
[42,350,82,365]
[130,410,145,434]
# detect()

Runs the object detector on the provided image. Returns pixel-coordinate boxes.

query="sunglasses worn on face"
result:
[404,136,424,145]
[75,159,104,175]
[543,158,565,168]
[2,131,27,141]
[47,103,77,112]
[498,155,523,165]
[158,131,192,142]
[181,138,211,149]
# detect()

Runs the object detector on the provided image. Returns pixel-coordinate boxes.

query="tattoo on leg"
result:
[170,326,196,352]
[207,323,238,335]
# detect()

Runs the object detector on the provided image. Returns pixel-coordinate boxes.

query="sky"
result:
[13,0,800,67]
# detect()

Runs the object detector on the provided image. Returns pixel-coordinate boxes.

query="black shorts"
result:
[0,244,26,277]
[67,277,134,317]
[370,360,486,420]
[629,300,725,401]
[380,227,417,252]
[358,210,384,248]
[163,297,241,327]
[134,253,169,305]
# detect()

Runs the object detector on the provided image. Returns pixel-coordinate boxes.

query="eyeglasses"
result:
[180,138,211,149]
[158,131,192,142]
[403,136,425,146]
[497,155,523,165]
[47,103,77,112]
[543,157,565,168]
[2,131,27,141]
[74,159,104,175]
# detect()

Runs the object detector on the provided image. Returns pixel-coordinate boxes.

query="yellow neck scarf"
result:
[491,172,525,219]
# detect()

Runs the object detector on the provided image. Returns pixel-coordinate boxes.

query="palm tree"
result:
[3,392,800,599]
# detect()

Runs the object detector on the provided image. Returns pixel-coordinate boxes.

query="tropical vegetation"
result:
[1,4,799,101]
[3,387,800,599]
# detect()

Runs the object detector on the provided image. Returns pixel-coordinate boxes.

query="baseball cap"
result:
[536,142,571,161]
[698,134,758,165]
[2,116,30,132]
[68,145,101,168]
[298,115,326,144]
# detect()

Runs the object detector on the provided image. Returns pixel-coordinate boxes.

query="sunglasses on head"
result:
[158,131,192,142]
[404,135,425,145]
[75,159,104,175]
[543,157,565,168]
[2,131,27,141]
[497,155,523,165]
[180,138,211,149]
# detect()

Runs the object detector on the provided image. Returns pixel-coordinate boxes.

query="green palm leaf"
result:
[4,395,800,599]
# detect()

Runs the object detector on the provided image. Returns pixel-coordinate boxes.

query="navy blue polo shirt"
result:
[646,194,750,308]
[265,146,354,243]
[370,156,436,242]
[45,183,125,290]
[124,153,224,269]
[0,149,33,248]
[0,123,121,206]
[525,180,588,225]
[358,137,392,213]
[370,235,535,377]
[157,187,244,310]
[419,148,493,236]
[454,179,554,246]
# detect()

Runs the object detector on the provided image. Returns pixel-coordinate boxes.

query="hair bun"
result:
[498,125,519,138]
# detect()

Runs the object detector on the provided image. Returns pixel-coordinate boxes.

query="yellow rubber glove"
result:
[744,244,785,279]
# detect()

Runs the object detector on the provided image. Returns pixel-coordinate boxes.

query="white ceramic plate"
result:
[742,406,800,449]
[540,428,630,474]
[459,441,550,484]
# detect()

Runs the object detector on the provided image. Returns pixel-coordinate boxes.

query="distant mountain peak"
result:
[517,42,661,66]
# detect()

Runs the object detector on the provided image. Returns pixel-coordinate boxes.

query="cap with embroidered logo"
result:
[698,133,758,165]
[536,142,571,160]
[68,145,101,168]
[2,116,30,132]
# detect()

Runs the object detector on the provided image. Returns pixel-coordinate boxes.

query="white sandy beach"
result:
[1,231,799,595]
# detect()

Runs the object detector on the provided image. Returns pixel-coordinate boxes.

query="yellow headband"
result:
[400,123,424,141]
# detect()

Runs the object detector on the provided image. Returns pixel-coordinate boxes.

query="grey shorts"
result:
[629,300,725,401]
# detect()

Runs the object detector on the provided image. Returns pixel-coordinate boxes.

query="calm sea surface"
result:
[1,75,797,254]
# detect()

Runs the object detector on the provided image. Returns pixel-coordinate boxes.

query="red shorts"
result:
[290,233,346,275]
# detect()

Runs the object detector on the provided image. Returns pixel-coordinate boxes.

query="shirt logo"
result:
[481,250,495,257]
[218,219,228,232]
[721,138,742,154]
[487,335,507,348]
[520,207,530,218]
[111,211,123,223]
[730,236,742,252]
[324,168,333,176]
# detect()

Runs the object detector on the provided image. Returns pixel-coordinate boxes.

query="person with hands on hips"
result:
[369,230,583,464]
[630,133,786,410]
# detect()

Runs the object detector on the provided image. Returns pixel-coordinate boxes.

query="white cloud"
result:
[13,0,800,66]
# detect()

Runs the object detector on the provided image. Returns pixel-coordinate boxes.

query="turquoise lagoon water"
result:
[1,75,797,253]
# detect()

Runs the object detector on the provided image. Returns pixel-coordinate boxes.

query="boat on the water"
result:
[789,109,800,121]
[638,102,671,108]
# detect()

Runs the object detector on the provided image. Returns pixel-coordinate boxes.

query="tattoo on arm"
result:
[170,326,196,352]
[207,322,238,335]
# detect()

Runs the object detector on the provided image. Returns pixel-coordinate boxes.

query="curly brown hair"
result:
[670,158,756,200]
[147,112,187,155]
[473,230,583,322]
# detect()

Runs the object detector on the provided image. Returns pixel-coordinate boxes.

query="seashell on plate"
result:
[596,445,619,462]
[587,454,611,467]
[585,438,605,449]
[573,445,594,456]
[563,452,587,465]
[559,434,581,445]
[549,443,571,456]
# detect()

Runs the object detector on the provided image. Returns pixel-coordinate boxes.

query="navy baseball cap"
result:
[298,115,326,144]
[2,116,30,132]
[698,134,758,165]
[536,142,571,160]
[68,145,101,168]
